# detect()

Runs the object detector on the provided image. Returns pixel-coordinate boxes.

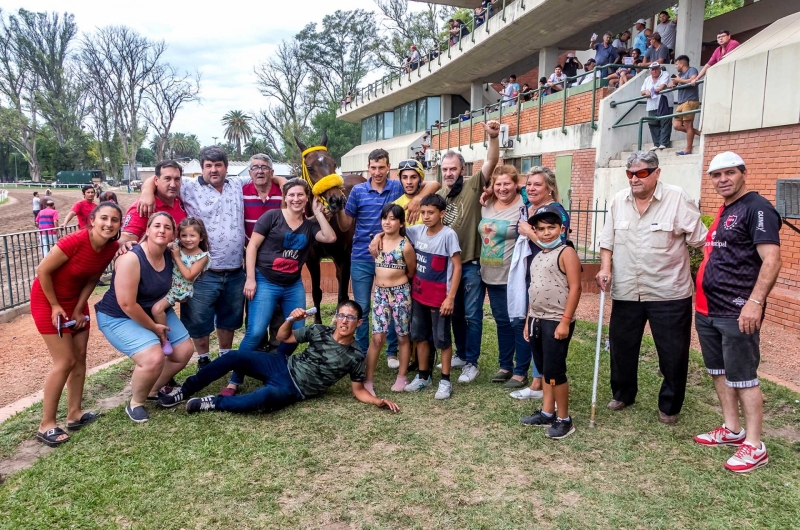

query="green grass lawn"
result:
[1,304,799,529]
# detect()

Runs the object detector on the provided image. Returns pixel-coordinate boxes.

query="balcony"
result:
[338,0,672,123]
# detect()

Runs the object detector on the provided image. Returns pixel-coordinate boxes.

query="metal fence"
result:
[0,226,82,310]
[566,200,608,263]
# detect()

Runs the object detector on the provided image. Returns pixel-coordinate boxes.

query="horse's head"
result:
[295,133,347,213]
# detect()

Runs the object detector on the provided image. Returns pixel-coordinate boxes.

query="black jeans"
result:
[648,109,672,148]
[609,297,692,415]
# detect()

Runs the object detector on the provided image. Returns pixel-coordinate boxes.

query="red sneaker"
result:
[694,425,746,446]
[724,442,769,473]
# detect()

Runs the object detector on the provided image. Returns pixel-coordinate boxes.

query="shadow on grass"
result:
[1,305,799,529]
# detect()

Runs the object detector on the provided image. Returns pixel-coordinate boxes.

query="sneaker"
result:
[648,145,659,152]
[658,145,667,150]
[520,409,554,427]
[510,388,543,400]
[434,380,452,400]
[197,355,211,370]
[438,356,466,369]
[162,341,173,355]
[387,357,400,370]
[186,395,217,414]
[546,417,576,439]
[125,404,149,423]
[157,386,184,408]
[694,425,746,447]
[404,374,432,392]
[458,363,480,383]
[724,442,768,473]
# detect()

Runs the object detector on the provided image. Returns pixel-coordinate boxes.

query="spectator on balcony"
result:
[475,5,486,28]
[613,31,631,52]
[694,30,741,83]
[631,47,643,65]
[633,19,649,54]
[538,76,550,97]
[644,32,670,66]
[521,83,533,102]
[409,46,420,72]
[460,111,471,122]
[547,66,568,93]
[433,120,442,130]
[669,55,701,156]
[345,92,352,108]
[448,19,459,47]
[590,31,620,78]
[562,54,583,84]
[642,63,673,150]
[656,11,677,54]
[579,58,599,86]
[597,150,707,425]
[459,19,470,40]
[400,56,410,74]
[606,54,630,88]
[501,77,517,106]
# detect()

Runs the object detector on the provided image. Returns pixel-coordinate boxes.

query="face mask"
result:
[538,238,563,249]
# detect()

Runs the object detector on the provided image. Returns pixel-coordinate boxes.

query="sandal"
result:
[36,427,70,447]
[66,411,102,431]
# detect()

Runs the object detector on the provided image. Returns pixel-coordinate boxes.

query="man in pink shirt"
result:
[694,30,740,83]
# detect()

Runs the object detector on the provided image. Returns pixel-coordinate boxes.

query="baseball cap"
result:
[649,62,662,70]
[567,52,575,58]
[636,18,647,25]
[528,204,564,226]
[707,151,746,174]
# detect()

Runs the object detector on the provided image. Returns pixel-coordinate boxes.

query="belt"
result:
[208,268,242,274]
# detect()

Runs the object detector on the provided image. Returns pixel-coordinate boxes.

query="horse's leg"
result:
[306,256,323,325]
[337,252,352,305]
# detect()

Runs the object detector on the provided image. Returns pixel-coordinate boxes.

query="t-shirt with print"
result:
[696,192,781,319]
[288,324,366,398]
[407,224,461,308]
[479,195,525,285]
[438,173,486,263]
[71,200,96,229]
[393,194,423,226]
[345,178,404,261]
[675,67,700,104]
[254,209,320,286]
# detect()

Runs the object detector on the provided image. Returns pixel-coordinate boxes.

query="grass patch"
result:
[1,304,799,528]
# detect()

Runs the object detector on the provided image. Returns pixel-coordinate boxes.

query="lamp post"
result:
[212,136,219,145]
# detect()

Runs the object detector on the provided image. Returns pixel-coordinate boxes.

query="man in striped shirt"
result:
[243,154,283,242]
[35,199,58,256]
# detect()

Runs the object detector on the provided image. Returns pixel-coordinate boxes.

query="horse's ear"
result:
[320,131,328,147]
[295,136,308,153]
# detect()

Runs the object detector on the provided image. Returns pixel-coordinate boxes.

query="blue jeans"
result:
[232,272,305,385]
[486,283,540,378]
[351,260,397,357]
[181,349,303,413]
[452,261,485,365]
[180,268,246,338]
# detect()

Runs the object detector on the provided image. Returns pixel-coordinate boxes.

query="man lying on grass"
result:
[158,300,400,414]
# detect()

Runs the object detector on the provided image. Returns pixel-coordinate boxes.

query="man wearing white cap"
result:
[641,62,672,150]
[694,152,782,473]
[633,19,649,54]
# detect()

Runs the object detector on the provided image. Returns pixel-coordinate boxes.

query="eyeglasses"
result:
[626,167,658,179]
[250,165,272,172]
[398,159,422,171]
[335,313,359,322]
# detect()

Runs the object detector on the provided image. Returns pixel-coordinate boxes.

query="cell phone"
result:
[519,206,528,221]
[286,307,318,323]
[57,314,63,338]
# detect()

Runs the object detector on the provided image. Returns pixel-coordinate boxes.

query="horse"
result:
[296,134,366,324]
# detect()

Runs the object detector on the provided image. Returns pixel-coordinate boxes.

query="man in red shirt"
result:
[61,185,96,229]
[120,161,186,244]
[694,29,740,83]
[242,154,283,243]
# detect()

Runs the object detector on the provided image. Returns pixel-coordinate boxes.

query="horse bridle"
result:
[300,146,344,208]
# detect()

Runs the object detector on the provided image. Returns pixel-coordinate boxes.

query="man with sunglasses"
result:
[158,300,400,414]
[597,150,707,424]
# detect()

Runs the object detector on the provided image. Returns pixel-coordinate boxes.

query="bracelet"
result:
[562,314,573,320]
[748,298,762,306]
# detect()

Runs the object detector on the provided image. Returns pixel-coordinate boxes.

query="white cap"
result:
[636,18,647,25]
[649,62,661,69]
[708,151,746,173]
[567,52,575,58]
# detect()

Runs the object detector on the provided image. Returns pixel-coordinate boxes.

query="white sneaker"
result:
[437,356,466,369]
[387,357,400,369]
[658,145,667,150]
[509,387,543,400]
[458,363,480,383]
[435,380,452,400]
[404,374,432,392]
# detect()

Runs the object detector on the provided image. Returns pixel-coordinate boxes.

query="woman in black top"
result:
[96,212,194,423]
[239,179,336,353]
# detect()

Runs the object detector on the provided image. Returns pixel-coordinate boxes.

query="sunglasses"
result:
[335,313,359,322]
[626,167,658,179]
[398,159,422,171]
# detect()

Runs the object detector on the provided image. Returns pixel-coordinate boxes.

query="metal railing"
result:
[1,226,81,310]
[567,200,608,263]
[610,79,704,150]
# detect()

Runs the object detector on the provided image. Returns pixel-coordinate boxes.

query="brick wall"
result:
[541,148,597,206]
[702,124,800,330]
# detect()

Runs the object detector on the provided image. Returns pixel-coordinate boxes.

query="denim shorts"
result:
[180,269,246,338]
[96,308,190,357]
[410,299,452,349]
[695,312,761,388]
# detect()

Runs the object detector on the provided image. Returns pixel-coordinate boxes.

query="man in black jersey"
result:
[693,151,782,473]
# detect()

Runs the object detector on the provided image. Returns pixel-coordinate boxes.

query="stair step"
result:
[617,151,701,164]
[633,142,699,151]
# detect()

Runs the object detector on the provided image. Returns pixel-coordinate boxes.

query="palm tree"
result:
[243,137,268,157]
[221,110,253,158]
[169,132,189,159]
[185,134,201,158]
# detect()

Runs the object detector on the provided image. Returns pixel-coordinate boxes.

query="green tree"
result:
[307,103,361,166]
[705,0,743,19]
[136,147,155,166]
[221,110,252,159]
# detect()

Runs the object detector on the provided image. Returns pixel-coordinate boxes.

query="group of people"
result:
[29,118,781,471]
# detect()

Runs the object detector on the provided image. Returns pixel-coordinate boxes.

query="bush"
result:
[689,215,715,277]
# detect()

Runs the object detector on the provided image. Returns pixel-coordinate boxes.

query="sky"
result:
[9,0,393,147]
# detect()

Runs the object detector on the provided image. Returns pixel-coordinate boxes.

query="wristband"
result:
[562,315,573,320]
[748,298,762,306]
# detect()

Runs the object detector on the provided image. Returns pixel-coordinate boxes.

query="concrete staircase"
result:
[594,142,704,208]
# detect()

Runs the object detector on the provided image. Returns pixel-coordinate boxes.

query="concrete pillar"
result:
[539,47,560,78]
[470,82,485,111]
[440,94,453,121]
[675,0,705,66]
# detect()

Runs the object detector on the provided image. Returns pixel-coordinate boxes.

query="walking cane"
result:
[589,289,606,428]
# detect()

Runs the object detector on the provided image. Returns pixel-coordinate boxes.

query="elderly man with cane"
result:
[596,151,707,424]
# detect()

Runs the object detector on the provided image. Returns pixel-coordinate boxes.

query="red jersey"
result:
[242,181,283,242]
[71,200,96,229]
[122,196,187,240]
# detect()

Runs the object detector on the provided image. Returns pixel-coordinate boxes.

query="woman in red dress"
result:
[31,201,123,447]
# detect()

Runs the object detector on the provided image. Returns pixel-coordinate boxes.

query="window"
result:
[361,115,377,144]
[416,98,427,133]
[395,101,416,136]
[426,97,441,130]
[376,113,384,140]
[383,112,394,140]
[521,155,542,174]
[465,162,474,176]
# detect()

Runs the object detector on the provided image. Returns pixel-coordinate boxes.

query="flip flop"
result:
[66,411,102,431]
[36,427,70,447]
[675,150,692,155]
